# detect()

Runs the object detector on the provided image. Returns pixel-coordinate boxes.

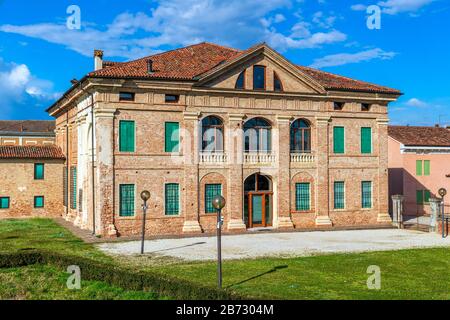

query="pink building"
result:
[388,126,450,216]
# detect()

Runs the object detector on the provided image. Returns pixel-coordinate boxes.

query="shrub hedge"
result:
[0,250,247,300]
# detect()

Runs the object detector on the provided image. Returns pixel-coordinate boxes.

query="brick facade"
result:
[48,43,401,237]
[0,159,64,218]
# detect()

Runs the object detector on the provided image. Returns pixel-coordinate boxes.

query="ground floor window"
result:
[416,189,431,205]
[34,196,44,208]
[0,197,10,209]
[295,183,310,211]
[205,184,222,214]
[119,184,135,217]
[70,166,77,210]
[334,181,345,209]
[165,183,180,216]
[361,181,372,208]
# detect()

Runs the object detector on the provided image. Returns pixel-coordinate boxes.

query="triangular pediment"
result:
[194,43,326,94]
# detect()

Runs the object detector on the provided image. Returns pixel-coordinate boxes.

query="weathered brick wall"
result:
[0,159,64,218]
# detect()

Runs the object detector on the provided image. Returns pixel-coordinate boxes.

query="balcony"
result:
[199,152,227,164]
[290,152,315,163]
[244,152,276,164]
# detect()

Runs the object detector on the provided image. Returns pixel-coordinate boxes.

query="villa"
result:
[45,42,401,237]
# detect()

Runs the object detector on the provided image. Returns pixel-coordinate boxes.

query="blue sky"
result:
[0,0,448,126]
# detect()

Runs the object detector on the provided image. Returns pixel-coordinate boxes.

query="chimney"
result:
[147,59,153,74]
[94,49,104,71]
[435,124,440,128]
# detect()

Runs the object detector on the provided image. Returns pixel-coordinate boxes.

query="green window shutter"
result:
[0,197,9,209]
[119,184,135,217]
[165,122,180,153]
[119,120,135,152]
[165,183,180,215]
[334,181,345,209]
[205,184,222,214]
[34,196,44,208]
[424,160,430,176]
[361,127,372,154]
[333,127,345,154]
[63,167,68,207]
[416,190,424,205]
[34,163,44,180]
[424,190,431,203]
[296,183,310,211]
[361,181,372,208]
[416,160,423,176]
[70,167,77,209]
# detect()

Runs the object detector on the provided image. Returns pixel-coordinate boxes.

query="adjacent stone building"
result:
[388,125,450,216]
[47,42,401,237]
[0,145,65,218]
[0,120,55,146]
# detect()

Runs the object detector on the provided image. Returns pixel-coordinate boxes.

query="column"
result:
[315,116,332,226]
[377,118,392,223]
[182,111,202,233]
[391,194,404,228]
[275,115,294,229]
[429,198,441,233]
[74,114,87,228]
[226,114,247,231]
[94,108,117,237]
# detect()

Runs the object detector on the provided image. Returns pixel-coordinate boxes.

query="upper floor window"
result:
[253,65,266,90]
[291,119,311,153]
[334,102,344,111]
[34,163,44,180]
[360,127,372,154]
[165,122,180,153]
[361,103,371,111]
[202,116,224,152]
[235,71,245,89]
[244,117,271,152]
[274,72,283,92]
[165,94,180,103]
[119,92,135,102]
[119,120,135,152]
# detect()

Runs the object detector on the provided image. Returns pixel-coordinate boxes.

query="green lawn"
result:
[0,264,161,300]
[156,248,450,299]
[1,218,450,300]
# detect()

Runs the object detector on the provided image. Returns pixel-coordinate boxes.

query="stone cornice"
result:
[183,111,201,120]
[94,108,116,119]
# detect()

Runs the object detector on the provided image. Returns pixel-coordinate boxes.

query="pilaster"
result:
[315,116,332,227]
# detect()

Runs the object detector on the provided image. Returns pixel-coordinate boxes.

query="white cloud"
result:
[0,0,348,59]
[310,48,396,68]
[405,98,428,107]
[0,58,58,117]
[351,0,436,15]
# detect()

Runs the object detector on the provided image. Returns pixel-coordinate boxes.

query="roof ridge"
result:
[298,65,394,89]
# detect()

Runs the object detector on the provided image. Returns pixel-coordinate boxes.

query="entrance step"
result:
[247,227,275,233]
[403,223,430,233]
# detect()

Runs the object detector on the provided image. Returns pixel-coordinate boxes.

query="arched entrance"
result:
[244,173,273,228]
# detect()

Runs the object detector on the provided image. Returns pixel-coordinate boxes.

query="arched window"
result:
[244,117,271,152]
[202,116,224,152]
[253,65,266,90]
[274,72,283,92]
[235,71,245,89]
[290,119,311,153]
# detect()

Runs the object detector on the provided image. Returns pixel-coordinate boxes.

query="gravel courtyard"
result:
[97,229,450,261]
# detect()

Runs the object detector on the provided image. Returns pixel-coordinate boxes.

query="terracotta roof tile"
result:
[0,145,65,160]
[88,42,400,94]
[388,126,450,147]
[0,120,55,134]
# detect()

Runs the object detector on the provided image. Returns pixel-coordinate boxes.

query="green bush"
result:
[0,251,247,300]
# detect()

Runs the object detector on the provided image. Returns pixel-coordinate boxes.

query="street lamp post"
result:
[438,188,447,238]
[140,190,151,254]
[212,195,226,289]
